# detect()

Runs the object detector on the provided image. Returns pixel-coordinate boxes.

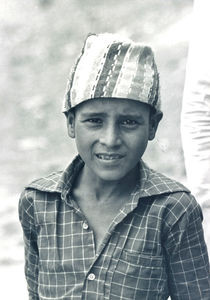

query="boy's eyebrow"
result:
[79,112,107,118]
[119,113,145,118]
[80,112,146,119]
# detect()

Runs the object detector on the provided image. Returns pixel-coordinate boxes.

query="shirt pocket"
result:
[110,250,167,299]
[121,250,163,267]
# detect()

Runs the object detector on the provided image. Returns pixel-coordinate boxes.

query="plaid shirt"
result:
[19,156,210,300]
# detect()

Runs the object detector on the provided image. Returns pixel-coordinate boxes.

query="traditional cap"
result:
[63,33,161,113]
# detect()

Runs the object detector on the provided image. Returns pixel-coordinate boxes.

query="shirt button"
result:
[82,222,89,230]
[87,273,95,281]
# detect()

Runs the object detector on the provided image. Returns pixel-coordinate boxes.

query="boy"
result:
[19,33,210,299]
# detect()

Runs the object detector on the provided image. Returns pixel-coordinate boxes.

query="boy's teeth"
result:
[98,154,121,160]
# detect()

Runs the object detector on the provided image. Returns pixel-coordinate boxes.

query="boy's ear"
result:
[67,111,75,138]
[149,111,163,141]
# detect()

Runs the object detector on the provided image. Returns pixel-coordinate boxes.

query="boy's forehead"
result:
[75,98,150,114]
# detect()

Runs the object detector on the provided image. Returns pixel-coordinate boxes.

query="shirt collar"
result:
[25,155,83,201]
[138,159,189,197]
[26,155,189,201]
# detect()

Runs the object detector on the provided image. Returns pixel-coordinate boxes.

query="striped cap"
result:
[63,33,161,113]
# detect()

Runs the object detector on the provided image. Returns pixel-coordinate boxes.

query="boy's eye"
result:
[121,119,138,126]
[85,118,102,124]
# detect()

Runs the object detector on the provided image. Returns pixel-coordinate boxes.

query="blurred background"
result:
[0,0,193,298]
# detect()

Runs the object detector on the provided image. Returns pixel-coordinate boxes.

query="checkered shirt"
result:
[19,155,210,300]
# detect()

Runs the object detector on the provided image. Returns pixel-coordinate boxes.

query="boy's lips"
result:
[95,153,125,161]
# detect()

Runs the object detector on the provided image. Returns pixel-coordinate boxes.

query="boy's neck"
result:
[74,164,139,204]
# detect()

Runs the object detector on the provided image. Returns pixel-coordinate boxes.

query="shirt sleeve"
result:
[163,193,210,300]
[19,189,39,300]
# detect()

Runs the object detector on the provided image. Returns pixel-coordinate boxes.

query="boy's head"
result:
[63,33,163,181]
[67,97,161,182]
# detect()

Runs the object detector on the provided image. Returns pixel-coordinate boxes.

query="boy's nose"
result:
[99,124,122,148]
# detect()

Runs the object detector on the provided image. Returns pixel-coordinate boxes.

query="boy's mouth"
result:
[96,153,124,160]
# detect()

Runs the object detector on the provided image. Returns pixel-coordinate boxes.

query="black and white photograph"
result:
[0,0,209,299]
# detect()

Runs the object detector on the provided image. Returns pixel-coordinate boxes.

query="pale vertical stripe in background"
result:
[181,0,210,255]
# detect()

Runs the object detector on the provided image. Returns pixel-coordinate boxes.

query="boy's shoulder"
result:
[140,163,202,223]
[24,155,83,194]
[25,170,64,193]
[140,160,190,197]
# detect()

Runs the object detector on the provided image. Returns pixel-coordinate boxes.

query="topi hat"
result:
[63,33,161,113]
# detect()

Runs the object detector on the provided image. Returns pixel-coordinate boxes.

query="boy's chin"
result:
[90,169,131,183]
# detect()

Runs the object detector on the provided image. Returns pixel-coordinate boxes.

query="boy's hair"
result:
[63,33,161,114]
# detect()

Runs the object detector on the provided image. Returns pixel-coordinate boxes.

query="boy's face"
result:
[68,98,161,182]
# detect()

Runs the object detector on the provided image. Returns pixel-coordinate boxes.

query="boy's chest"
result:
[76,197,126,252]
[36,193,164,256]
[36,196,168,300]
